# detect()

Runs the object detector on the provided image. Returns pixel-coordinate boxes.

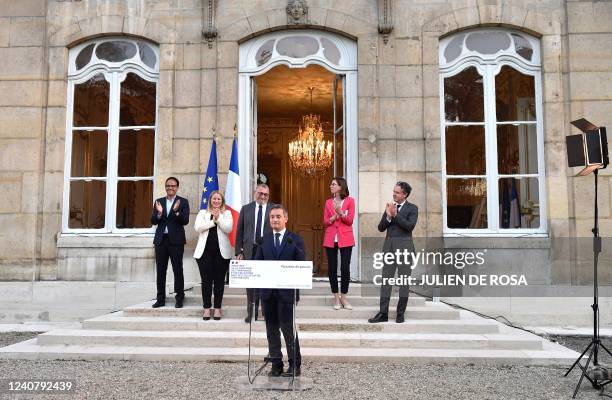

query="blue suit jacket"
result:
[254,230,306,303]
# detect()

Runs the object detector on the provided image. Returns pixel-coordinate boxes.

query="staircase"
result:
[0,283,579,364]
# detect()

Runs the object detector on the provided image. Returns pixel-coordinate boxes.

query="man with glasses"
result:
[235,183,273,322]
[368,181,418,324]
[151,177,190,308]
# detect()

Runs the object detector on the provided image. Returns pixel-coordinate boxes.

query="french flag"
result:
[226,137,242,247]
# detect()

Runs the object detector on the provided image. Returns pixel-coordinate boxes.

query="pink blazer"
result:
[323,196,355,248]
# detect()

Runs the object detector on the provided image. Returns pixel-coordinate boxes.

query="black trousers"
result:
[155,235,185,301]
[325,244,353,294]
[196,248,229,308]
[262,291,301,369]
[379,261,410,315]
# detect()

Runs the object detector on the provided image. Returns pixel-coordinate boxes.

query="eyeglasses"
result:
[165,185,177,188]
[256,192,269,196]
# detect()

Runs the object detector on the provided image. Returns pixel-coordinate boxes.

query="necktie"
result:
[274,232,281,249]
[396,203,401,213]
[255,204,263,241]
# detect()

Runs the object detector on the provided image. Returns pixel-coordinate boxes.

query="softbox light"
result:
[566,118,609,176]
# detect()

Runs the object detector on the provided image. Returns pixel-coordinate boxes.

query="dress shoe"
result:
[368,312,388,323]
[175,298,183,308]
[396,313,405,323]
[268,366,283,377]
[283,365,301,377]
[244,315,252,323]
[152,300,165,308]
[203,309,211,321]
[213,309,222,320]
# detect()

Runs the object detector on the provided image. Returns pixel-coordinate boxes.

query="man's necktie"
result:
[274,232,281,249]
[396,203,401,213]
[255,204,263,241]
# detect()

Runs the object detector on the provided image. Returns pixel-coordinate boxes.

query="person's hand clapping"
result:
[155,201,163,214]
[172,199,181,212]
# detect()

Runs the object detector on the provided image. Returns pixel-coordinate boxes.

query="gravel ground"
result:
[0,333,611,399]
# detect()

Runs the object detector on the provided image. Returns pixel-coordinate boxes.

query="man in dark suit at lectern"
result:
[151,177,190,309]
[254,204,305,377]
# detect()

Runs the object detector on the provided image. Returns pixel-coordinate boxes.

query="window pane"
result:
[69,180,106,229]
[495,66,535,121]
[76,43,94,70]
[444,33,465,64]
[321,37,340,64]
[116,180,153,228]
[445,126,485,175]
[118,129,154,176]
[138,41,157,69]
[512,33,533,61]
[447,178,487,229]
[276,36,319,58]
[465,31,511,54]
[444,67,484,122]
[71,130,108,177]
[499,177,539,229]
[497,124,538,174]
[95,40,137,63]
[120,73,156,126]
[73,74,109,127]
[256,39,274,67]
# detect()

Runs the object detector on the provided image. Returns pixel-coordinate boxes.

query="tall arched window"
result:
[439,29,546,235]
[63,37,159,232]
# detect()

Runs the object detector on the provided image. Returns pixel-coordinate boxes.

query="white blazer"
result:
[193,209,234,260]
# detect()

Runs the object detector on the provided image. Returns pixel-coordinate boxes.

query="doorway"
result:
[255,65,343,275]
[238,30,359,279]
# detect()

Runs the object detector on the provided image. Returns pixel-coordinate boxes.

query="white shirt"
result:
[253,202,268,240]
[387,200,407,222]
[333,198,345,243]
[164,196,176,233]
[273,228,286,246]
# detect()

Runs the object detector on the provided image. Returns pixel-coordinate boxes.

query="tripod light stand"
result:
[564,118,611,398]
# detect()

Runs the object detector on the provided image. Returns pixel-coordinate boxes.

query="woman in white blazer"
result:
[194,190,234,320]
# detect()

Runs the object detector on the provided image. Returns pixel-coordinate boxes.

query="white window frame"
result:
[439,29,548,237]
[62,37,159,235]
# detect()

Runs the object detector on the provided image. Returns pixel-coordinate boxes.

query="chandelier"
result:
[288,87,333,176]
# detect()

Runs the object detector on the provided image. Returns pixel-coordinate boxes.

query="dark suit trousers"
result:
[262,290,301,369]
[155,235,185,301]
[380,261,410,315]
[196,248,229,309]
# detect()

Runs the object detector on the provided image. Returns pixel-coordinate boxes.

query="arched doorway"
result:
[238,30,359,279]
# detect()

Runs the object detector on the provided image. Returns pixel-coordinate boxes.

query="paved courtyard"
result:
[0,333,610,399]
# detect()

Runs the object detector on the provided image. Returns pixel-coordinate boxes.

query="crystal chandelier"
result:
[288,87,333,176]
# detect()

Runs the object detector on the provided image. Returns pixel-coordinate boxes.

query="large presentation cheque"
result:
[229,259,313,289]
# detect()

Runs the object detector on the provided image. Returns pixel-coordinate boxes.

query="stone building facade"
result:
[1,0,612,323]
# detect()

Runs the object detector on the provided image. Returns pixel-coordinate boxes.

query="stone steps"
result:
[122,303,460,320]
[183,294,425,307]
[82,314,501,334]
[190,282,380,296]
[0,284,581,365]
[0,339,579,365]
[36,329,544,350]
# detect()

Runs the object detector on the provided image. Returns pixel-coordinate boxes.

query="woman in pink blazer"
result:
[323,177,355,310]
